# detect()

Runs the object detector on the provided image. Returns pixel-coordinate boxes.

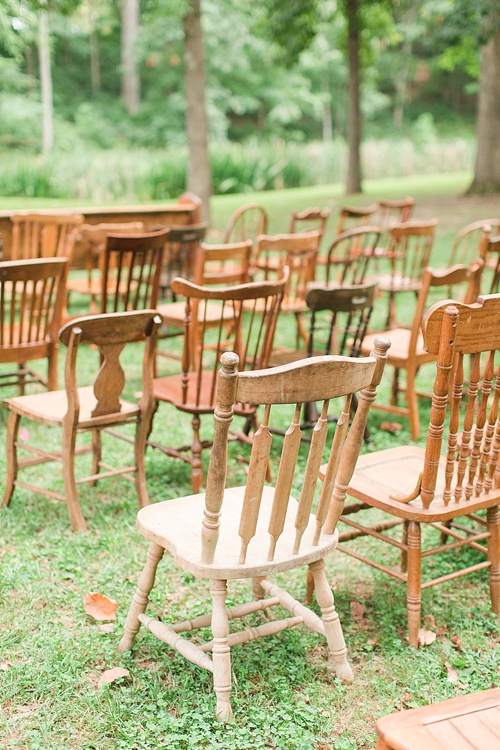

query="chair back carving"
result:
[324,226,381,285]
[335,203,378,235]
[193,241,252,286]
[101,228,168,313]
[420,293,500,508]
[200,338,390,565]
[223,204,268,245]
[255,231,320,309]
[59,310,161,420]
[10,213,84,261]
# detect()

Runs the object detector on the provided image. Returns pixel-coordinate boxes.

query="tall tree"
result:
[344,0,361,193]
[469,26,500,193]
[39,1,54,152]
[121,0,140,114]
[183,0,211,221]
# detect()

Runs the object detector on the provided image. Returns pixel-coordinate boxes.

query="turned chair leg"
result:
[309,559,353,683]
[210,579,233,721]
[118,542,165,653]
[3,411,21,506]
[406,520,422,647]
[134,415,151,508]
[406,369,420,441]
[487,506,500,613]
[304,568,315,605]
[191,415,203,494]
[90,430,102,488]
[252,578,266,600]
[401,520,409,573]
[62,423,87,532]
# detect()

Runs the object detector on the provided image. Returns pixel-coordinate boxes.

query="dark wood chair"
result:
[118,337,390,721]
[0,257,68,393]
[2,310,161,531]
[10,212,84,260]
[149,273,287,493]
[319,293,500,647]
[158,222,208,301]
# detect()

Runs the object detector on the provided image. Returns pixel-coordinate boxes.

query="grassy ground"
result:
[1,175,500,749]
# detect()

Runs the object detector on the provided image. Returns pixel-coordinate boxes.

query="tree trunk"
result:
[183,0,212,222]
[39,6,53,153]
[121,0,140,115]
[468,29,500,194]
[321,66,333,143]
[345,0,362,194]
[90,30,101,96]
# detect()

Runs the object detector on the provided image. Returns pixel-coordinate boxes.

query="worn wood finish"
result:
[335,203,378,235]
[150,274,287,492]
[9,212,84,261]
[375,688,500,750]
[120,337,389,720]
[289,207,331,258]
[2,310,161,531]
[0,257,68,393]
[322,226,381,286]
[158,222,208,299]
[329,293,500,646]
[222,203,268,247]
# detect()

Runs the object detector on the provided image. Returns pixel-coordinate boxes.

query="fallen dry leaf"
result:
[418,628,437,646]
[450,634,462,651]
[83,592,118,622]
[350,601,366,620]
[424,614,436,629]
[444,660,459,683]
[97,667,130,688]
[380,421,403,433]
[96,623,115,634]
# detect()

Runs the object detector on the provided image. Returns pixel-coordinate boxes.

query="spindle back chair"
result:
[158,222,208,300]
[119,337,390,721]
[10,212,84,261]
[322,226,381,286]
[335,203,378,235]
[223,203,268,246]
[448,218,500,268]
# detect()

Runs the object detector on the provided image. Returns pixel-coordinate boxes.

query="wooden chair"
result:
[2,310,161,532]
[482,232,500,294]
[100,228,168,313]
[335,203,378,235]
[448,218,500,267]
[376,197,415,229]
[0,258,68,393]
[320,226,381,287]
[66,222,145,313]
[360,262,482,441]
[376,687,500,749]
[149,273,287,493]
[10,212,84,260]
[254,231,320,347]
[119,337,390,720]
[158,222,208,301]
[321,293,500,647]
[377,219,437,328]
[222,203,268,245]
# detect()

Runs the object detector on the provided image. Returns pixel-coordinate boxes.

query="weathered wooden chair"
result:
[448,218,500,267]
[100,228,168,313]
[149,273,287,493]
[482,232,500,294]
[10,212,84,260]
[322,293,500,647]
[0,258,68,393]
[335,203,378,235]
[321,226,381,287]
[377,219,437,328]
[66,222,145,313]
[376,197,415,230]
[119,337,390,720]
[223,203,268,245]
[360,262,482,441]
[2,310,161,532]
[158,222,208,301]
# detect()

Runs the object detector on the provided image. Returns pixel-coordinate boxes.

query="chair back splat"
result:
[10,212,84,261]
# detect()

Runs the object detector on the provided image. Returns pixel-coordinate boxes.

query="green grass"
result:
[1,178,500,749]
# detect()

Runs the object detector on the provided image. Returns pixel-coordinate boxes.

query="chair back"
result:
[72,222,144,272]
[200,338,390,565]
[420,293,500,509]
[289,207,331,243]
[449,219,500,267]
[482,231,500,293]
[376,197,414,230]
[255,231,320,308]
[10,213,84,261]
[101,228,168,313]
[59,310,161,420]
[324,226,381,285]
[159,222,208,298]
[0,258,68,384]
[305,281,378,358]
[193,241,252,286]
[386,220,437,286]
[223,203,268,245]
[335,203,378,235]
[169,273,287,411]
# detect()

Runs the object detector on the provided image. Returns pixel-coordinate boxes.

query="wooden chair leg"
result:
[252,578,265,600]
[90,430,101,488]
[210,579,233,722]
[47,348,58,391]
[406,520,422,647]
[308,559,353,683]
[62,423,87,532]
[391,368,400,406]
[401,520,409,573]
[3,411,21,506]
[304,568,315,604]
[191,415,203,494]
[406,369,420,441]
[134,415,151,508]
[487,506,500,612]
[118,541,165,652]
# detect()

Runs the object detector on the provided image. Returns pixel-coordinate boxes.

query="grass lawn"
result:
[1,175,500,749]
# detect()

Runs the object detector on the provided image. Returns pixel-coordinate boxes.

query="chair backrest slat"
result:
[325,226,381,285]
[10,213,84,261]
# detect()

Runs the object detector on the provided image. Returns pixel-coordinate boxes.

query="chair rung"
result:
[421,560,491,589]
[16,443,92,468]
[138,614,213,672]
[431,522,489,554]
[339,516,406,550]
[337,544,408,582]
[201,616,303,652]
[14,480,65,502]
[260,579,325,636]
[421,531,490,558]
[75,465,136,484]
[338,517,403,542]
[172,597,280,633]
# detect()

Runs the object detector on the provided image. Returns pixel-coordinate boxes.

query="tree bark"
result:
[90,30,101,96]
[468,29,500,194]
[345,0,362,194]
[183,0,212,222]
[121,0,140,115]
[39,6,53,153]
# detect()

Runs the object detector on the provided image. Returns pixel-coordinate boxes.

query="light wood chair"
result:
[66,222,145,313]
[335,203,378,235]
[0,257,68,393]
[2,310,161,532]
[321,293,500,647]
[10,212,84,260]
[376,219,438,328]
[360,262,482,441]
[448,218,500,267]
[320,226,381,287]
[376,197,415,230]
[482,232,500,294]
[149,273,287,493]
[100,228,168,313]
[119,337,390,720]
[223,203,268,245]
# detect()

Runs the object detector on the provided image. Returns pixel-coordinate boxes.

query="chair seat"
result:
[3,385,139,427]
[156,300,235,328]
[377,275,421,293]
[137,485,339,579]
[361,328,432,364]
[334,445,500,522]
